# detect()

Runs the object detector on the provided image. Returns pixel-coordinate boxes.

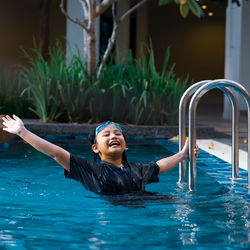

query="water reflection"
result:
[0,230,16,247]
[172,191,198,246]
[1,139,250,249]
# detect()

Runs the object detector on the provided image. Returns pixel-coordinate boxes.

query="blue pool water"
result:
[0,137,249,249]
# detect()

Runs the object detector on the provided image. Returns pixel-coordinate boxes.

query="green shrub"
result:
[0,68,32,118]
[97,46,190,125]
[20,42,91,122]
[2,42,190,125]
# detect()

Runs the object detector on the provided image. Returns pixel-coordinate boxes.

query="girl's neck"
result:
[101,156,123,167]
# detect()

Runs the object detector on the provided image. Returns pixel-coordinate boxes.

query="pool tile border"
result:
[21,119,215,138]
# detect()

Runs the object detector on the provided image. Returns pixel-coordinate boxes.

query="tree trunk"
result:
[88,28,97,77]
[39,0,51,61]
[86,1,97,78]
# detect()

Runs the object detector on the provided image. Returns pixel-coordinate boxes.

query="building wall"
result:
[223,0,250,117]
[147,2,226,105]
[0,0,66,68]
[0,0,227,107]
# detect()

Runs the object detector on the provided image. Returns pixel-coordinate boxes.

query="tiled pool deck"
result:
[197,110,248,170]
[195,110,249,202]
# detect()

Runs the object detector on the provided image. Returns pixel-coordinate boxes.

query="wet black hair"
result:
[88,125,128,164]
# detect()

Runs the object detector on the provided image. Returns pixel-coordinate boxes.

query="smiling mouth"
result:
[109,141,121,147]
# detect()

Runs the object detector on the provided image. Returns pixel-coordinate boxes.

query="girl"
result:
[2,115,198,195]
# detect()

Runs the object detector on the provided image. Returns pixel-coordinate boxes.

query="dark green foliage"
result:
[20,42,91,122]
[1,43,190,125]
[0,69,33,118]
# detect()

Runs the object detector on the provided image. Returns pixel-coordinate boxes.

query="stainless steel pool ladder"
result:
[178,79,250,191]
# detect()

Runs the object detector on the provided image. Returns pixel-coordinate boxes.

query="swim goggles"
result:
[95,121,123,136]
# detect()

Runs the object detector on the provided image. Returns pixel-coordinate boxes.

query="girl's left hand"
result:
[181,139,199,160]
[2,115,25,135]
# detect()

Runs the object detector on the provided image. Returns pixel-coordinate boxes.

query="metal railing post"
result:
[179,80,210,183]
[187,79,250,190]
[219,87,239,178]
[179,81,240,182]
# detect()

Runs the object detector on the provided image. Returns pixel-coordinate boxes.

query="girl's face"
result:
[92,124,126,160]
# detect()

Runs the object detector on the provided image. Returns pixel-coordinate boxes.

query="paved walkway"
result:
[196,105,248,170]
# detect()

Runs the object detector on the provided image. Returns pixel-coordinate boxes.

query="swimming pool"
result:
[0,137,249,249]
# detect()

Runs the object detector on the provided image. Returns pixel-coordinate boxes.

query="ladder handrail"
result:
[179,81,240,183]
[219,87,239,177]
[188,79,250,190]
[187,87,239,190]
[179,80,210,182]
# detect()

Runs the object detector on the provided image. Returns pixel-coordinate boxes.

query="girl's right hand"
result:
[181,138,199,160]
[2,115,25,135]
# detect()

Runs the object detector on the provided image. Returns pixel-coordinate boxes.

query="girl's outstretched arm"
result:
[156,139,198,174]
[2,115,70,171]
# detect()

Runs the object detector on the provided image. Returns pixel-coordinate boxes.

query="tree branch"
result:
[119,0,148,23]
[97,2,118,78]
[79,0,88,17]
[96,0,114,16]
[60,0,89,31]
[87,0,94,30]
[97,0,149,78]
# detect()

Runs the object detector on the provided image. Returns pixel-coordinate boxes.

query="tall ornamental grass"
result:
[3,43,190,125]
[20,42,91,122]
[0,69,32,117]
[98,47,190,125]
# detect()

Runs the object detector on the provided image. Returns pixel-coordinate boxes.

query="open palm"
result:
[2,115,24,135]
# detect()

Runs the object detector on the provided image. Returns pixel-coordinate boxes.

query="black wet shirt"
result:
[64,154,160,195]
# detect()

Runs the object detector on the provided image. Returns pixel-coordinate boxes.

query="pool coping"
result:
[22,119,214,138]
[197,139,248,170]
[0,119,215,143]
